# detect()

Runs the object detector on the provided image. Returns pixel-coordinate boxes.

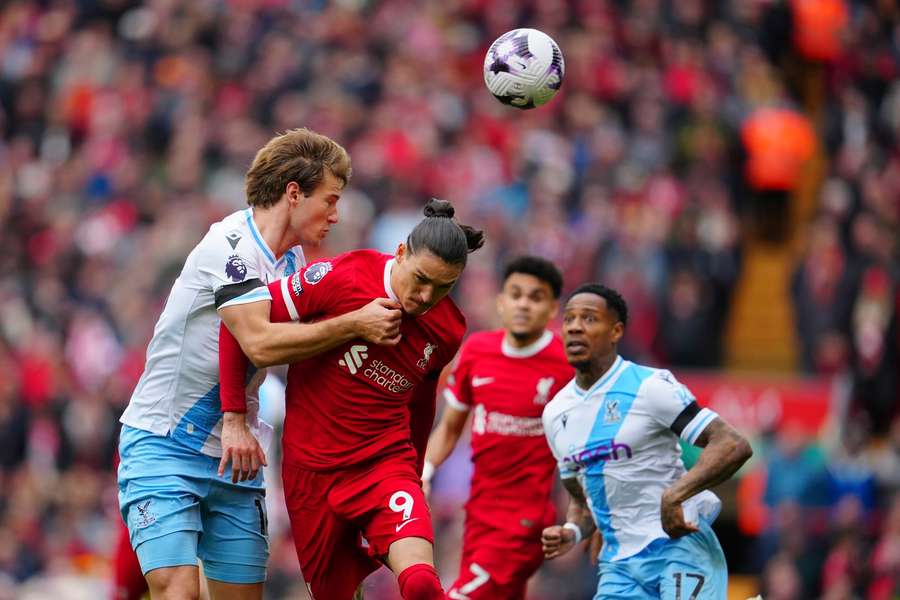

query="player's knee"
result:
[398,563,444,600]
[145,565,200,600]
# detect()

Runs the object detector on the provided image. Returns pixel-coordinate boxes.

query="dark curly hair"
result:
[568,283,628,326]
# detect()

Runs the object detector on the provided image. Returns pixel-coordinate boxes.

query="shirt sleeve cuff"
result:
[443,388,470,412]
[218,288,272,310]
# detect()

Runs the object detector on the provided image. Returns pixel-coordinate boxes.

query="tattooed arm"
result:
[661,418,753,538]
[542,477,599,559]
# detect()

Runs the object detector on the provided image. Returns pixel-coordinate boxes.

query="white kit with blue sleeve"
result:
[117,208,303,583]
[543,356,729,599]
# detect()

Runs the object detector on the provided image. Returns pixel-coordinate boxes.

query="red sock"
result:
[398,563,444,600]
[111,520,147,600]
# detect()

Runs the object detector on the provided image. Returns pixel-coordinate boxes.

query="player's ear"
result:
[611,321,625,344]
[286,181,301,206]
[396,242,407,263]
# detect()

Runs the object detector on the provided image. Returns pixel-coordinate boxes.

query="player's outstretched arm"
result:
[542,477,597,560]
[660,417,752,538]
[216,299,401,482]
[421,403,469,496]
[219,296,401,369]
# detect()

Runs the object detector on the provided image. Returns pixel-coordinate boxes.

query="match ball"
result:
[483,28,565,109]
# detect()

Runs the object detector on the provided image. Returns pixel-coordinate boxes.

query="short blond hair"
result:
[245,128,351,208]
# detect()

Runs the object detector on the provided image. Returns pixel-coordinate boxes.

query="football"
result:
[483,28,565,109]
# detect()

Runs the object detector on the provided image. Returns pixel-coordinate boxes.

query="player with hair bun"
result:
[219,199,485,600]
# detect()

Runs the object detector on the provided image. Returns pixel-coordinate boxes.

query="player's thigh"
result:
[658,566,726,600]
[120,474,204,574]
[284,465,378,600]
[352,472,435,559]
[658,524,728,600]
[198,482,269,585]
[594,560,656,600]
[204,578,263,600]
[448,560,510,600]
[290,511,376,600]
[500,536,546,587]
[449,538,543,600]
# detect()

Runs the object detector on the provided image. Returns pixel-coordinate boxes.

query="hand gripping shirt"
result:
[542,356,722,561]
[120,208,303,457]
[265,249,467,471]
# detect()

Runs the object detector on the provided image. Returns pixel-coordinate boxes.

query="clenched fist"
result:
[541,525,576,560]
[352,298,402,345]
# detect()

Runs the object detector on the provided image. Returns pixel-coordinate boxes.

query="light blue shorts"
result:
[594,519,727,600]
[117,425,269,584]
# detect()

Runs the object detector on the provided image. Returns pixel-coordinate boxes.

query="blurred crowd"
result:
[0,0,897,598]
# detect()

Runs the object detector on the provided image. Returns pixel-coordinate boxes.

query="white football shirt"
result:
[120,208,304,457]
[542,356,722,561]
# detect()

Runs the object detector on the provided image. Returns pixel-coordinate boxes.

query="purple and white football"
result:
[483,28,565,109]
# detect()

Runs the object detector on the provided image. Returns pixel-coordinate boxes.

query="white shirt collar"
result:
[245,207,278,264]
[573,355,625,396]
[501,329,553,358]
[383,258,400,302]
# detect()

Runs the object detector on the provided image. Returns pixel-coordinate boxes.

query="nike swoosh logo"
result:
[395,518,421,532]
[471,376,495,387]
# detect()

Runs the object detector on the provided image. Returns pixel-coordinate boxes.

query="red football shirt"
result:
[444,329,573,507]
[268,250,466,471]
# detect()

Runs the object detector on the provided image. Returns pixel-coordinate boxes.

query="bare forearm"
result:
[220,294,403,368]
[565,498,596,537]
[409,378,439,469]
[424,421,463,468]
[666,424,752,503]
[239,315,357,367]
[562,478,596,536]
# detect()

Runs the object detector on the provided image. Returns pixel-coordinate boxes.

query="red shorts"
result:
[283,451,434,600]
[448,500,556,600]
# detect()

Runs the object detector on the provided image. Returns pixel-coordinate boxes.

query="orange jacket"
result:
[741,108,816,191]
[791,0,848,62]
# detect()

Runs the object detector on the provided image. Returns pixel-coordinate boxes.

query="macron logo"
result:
[338,345,369,374]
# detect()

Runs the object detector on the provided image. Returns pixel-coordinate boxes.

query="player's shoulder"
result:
[191,210,266,283]
[199,209,252,251]
[640,364,681,387]
[341,248,390,265]
[310,248,384,268]
[210,208,250,231]
[606,358,661,387]
[628,363,686,398]
[303,249,388,282]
